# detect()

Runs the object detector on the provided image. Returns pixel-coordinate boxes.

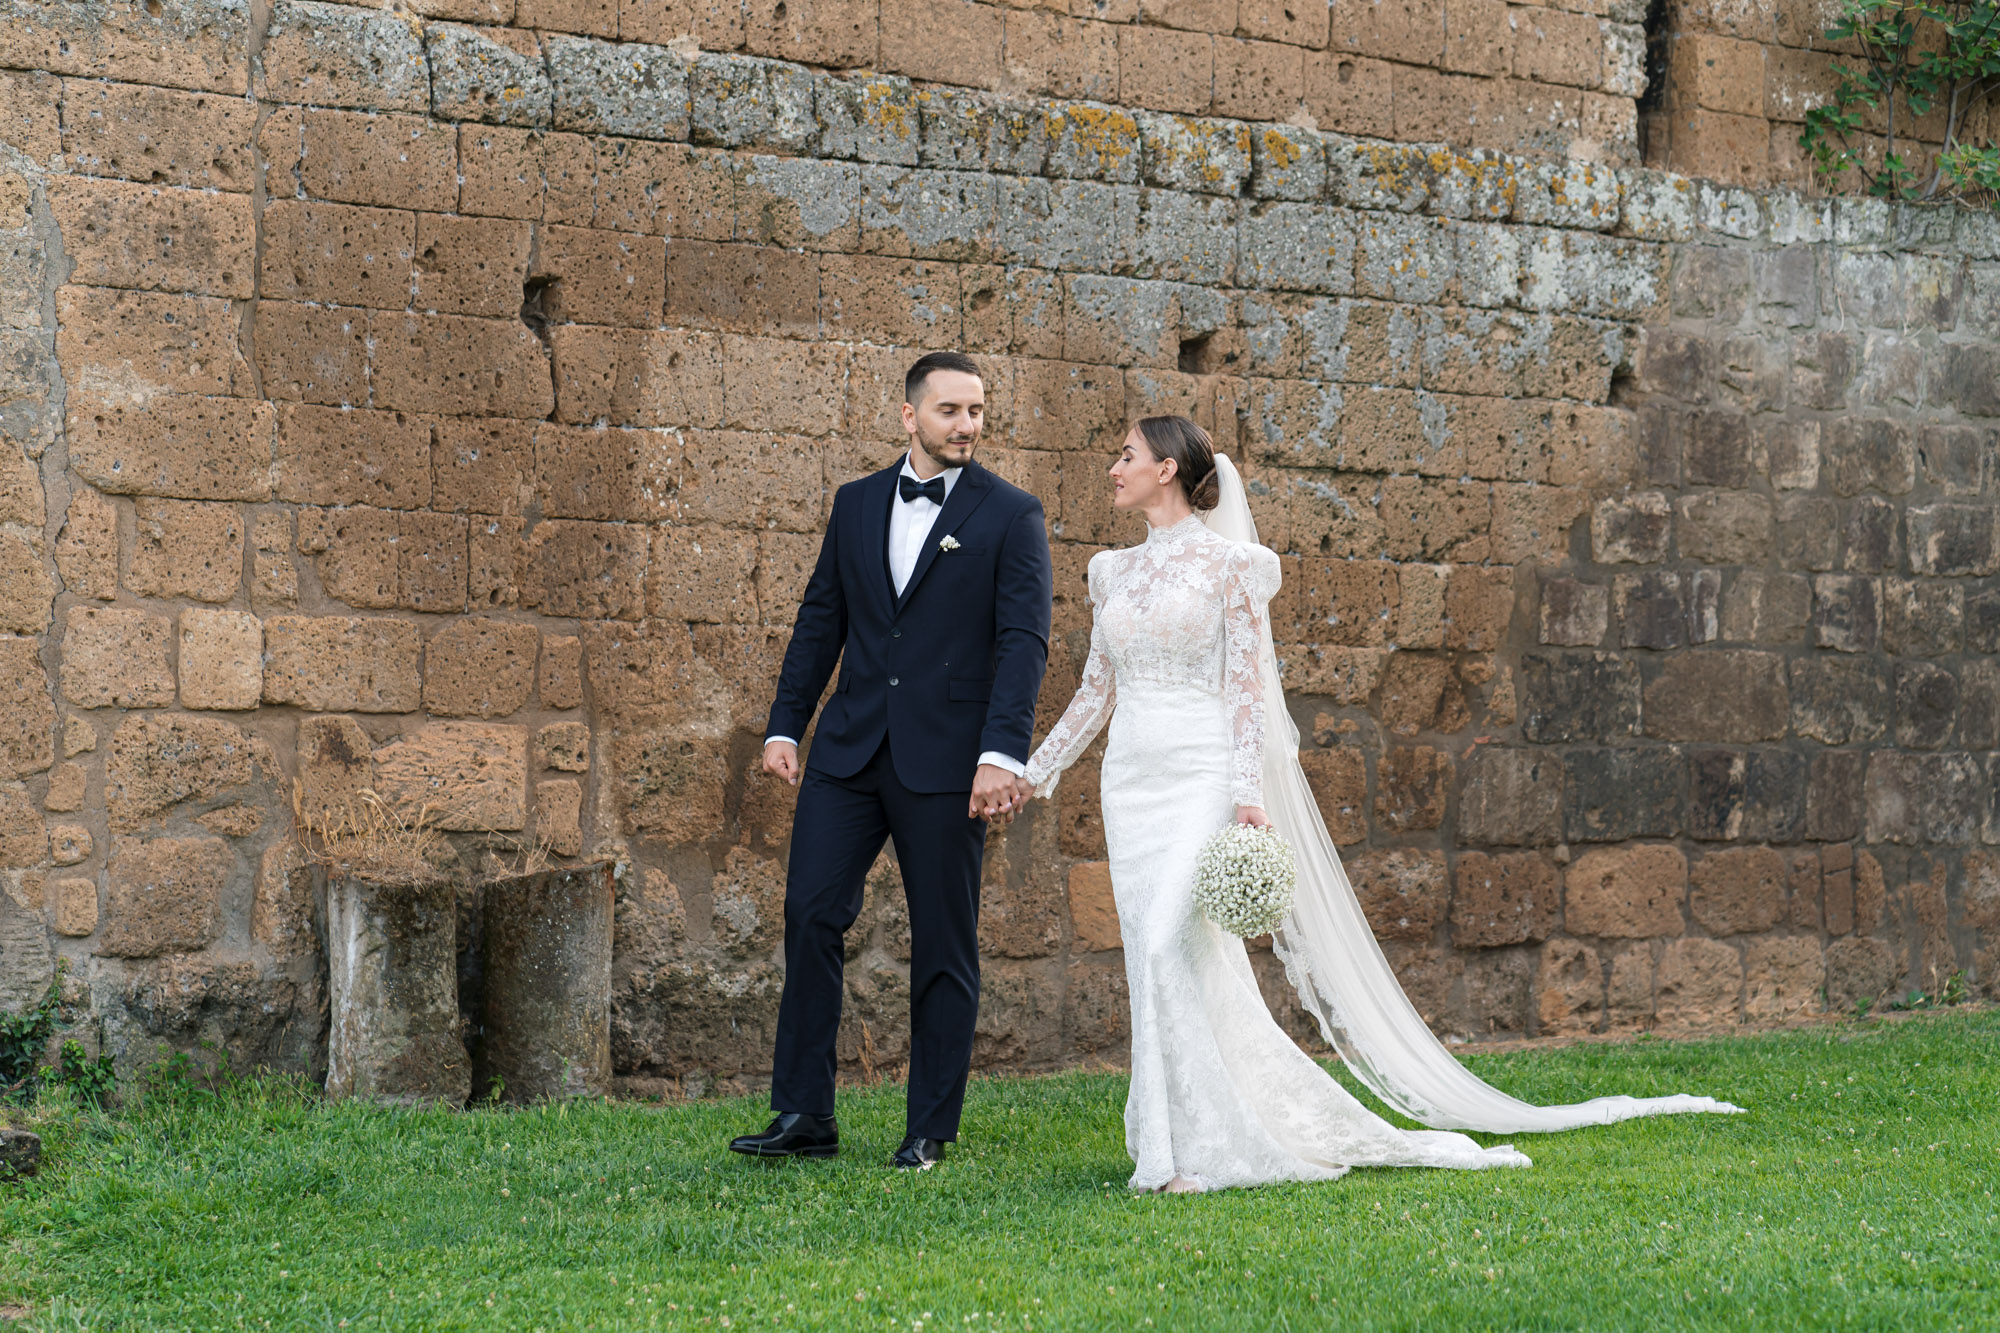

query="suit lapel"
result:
[896,463,993,613]
[865,465,900,618]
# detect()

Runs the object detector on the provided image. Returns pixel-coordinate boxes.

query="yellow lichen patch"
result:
[1261,128,1300,170]
[861,81,916,141]
[1056,104,1141,174]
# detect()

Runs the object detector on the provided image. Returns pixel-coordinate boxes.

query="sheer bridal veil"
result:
[1204,455,1743,1133]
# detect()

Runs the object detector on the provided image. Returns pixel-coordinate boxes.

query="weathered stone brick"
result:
[1565,843,1685,937]
[1812,573,1879,652]
[258,0,429,111]
[534,777,585,857]
[456,124,546,220]
[104,712,256,830]
[1452,851,1560,948]
[53,489,115,603]
[262,616,422,713]
[1840,495,1898,573]
[369,311,555,419]
[99,835,232,958]
[535,721,591,772]
[1644,650,1787,743]
[533,225,667,327]
[1689,845,1786,935]
[1787,656,1887,746]
[375,722,529,831]
[1589,491,1670,563]
[61,79,256,191]
[1457,746,1561,845]
[0,639,55,780]
[1377,653,1469,735]
[49,177,254,298]
[1297,746,1367,845]
[1960,660,2000,751]
[1686,747,1805,843]
[1893,661,1958,750]
[252,302,370,406]
[259,200,414,309]
[1879,578,1961,658]
[423,617,539,718]
[545,35,691,140]
[1822,418,1915,496]
[61,607,174,709]
[1675,491,1772,564]
[426,22,554,129]
[1376,744,1449,832]
[1824,934,1899,1008]
[649,526,758,623]
[1349,848,1448,943]
[1743,936,1823,1021]
[666,240,820,337]
[0,535,52,637]
[1906,503,2000,578]
[53,287,251,401]
[1237,202,1357,296]
[678,429,823,532]
[53,875,98,938]
[1655,936,1740,1027]
[1564,747,1683,842]
[520,520,647,620]
[178,609,262,711]
[1535,936,1603,1035]
[411,214,534,319]
[274,405,432,510]
[1864,752,1982,845]
[127,499,243,603]
[1520,652,1639,743]
[299,110,457,213]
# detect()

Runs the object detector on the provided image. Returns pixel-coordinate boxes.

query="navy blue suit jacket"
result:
[766,460,1053,795]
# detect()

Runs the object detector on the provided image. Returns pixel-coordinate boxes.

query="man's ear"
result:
[900,400,918,433]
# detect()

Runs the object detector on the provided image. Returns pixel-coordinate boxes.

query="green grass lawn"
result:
[4,1009,1998,1331]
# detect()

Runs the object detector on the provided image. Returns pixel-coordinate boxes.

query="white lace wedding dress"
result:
[1023,512,1530,1190]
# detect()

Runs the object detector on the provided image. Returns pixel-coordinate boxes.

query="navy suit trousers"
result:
[770,738,985,1140]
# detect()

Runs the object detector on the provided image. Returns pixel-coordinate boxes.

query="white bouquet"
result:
[1192,822,1296,937]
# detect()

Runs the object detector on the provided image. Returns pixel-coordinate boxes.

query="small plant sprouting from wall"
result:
[1801,0,2000,202]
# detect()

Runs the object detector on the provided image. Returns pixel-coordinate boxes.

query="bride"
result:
[1019,416,1742,1194]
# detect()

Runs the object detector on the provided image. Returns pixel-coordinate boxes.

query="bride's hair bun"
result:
[1134,415,1220,511]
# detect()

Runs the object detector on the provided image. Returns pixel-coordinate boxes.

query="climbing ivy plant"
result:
[1800,0,2000,202]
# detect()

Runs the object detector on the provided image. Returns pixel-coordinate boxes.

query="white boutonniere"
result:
[938,534,961,552]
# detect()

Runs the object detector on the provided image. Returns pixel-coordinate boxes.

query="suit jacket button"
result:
[889,677,899,686]
[891,629,902,638]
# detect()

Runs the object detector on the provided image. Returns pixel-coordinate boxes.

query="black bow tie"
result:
[899,475,946,506]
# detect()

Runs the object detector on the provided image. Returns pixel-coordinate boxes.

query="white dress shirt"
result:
[767,452,1027,778]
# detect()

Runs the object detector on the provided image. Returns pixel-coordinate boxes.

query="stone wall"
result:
[0,0,1996,1094]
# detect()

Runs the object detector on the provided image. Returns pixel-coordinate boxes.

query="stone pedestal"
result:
[475,862,614,1102]
[326,873,469,1107]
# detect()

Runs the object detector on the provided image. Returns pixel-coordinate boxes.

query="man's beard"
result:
[914,419,977,469]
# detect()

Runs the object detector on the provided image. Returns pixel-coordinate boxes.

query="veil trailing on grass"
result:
[1203,454,1745,1133]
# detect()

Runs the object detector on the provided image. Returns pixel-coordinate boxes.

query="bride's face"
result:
[1109,430,1175,510]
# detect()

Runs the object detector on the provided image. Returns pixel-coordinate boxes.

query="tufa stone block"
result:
[98,834,232,958]
[178,609,263,711]
[1565,843,1685,938]
[60,607,175,709]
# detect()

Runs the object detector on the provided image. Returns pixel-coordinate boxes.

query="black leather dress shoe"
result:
[891,1135,946,1170]
[729,1113,839,1158]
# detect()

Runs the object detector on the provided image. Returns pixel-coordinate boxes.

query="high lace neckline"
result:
[1145,514,1208,545]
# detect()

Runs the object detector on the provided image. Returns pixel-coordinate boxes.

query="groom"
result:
[730,352,1052,1170]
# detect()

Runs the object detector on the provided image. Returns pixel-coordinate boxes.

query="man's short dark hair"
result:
[905,351,983,405]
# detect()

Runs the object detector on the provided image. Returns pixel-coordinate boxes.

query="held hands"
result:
[762,740,802,787]
[1235,805,1271,828]
[971,766,1034,826]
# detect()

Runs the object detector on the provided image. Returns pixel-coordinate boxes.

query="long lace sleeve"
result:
[1221,544,1282,809]
[1023,559,1117,799]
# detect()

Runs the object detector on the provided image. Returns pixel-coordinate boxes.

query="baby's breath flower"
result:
[1192,823,1296,937]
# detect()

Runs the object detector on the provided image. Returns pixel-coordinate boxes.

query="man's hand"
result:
[763,740,802,787]
[970,765,1029,825]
